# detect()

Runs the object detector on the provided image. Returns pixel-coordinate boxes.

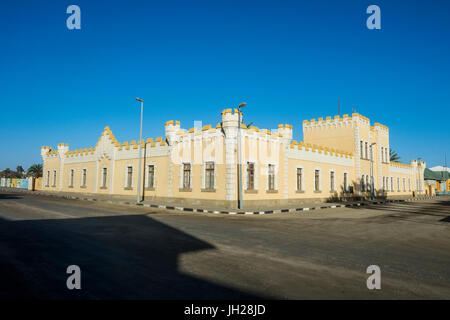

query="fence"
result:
[1,178,30,189]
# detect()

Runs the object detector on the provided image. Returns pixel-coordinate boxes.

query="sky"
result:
[0,0,449,170]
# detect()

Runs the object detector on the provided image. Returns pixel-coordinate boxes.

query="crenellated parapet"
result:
[302,114,355,130]
[289,140,353,158]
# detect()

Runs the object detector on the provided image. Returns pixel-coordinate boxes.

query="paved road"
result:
[1,191,449,299]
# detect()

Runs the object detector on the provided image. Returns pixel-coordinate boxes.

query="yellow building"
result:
[41,110,426,208]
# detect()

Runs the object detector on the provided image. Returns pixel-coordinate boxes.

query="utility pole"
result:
[136,97,144,203]
[370,142,376,200]
[237,102,247,209]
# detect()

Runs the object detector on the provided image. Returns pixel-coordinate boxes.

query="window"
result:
[125,166,132,188]
[147,165,155,188]
[365,142,368,159]
[381,147,384,162]
[343,172,348,192]
[247,162,255,190]
[69,169,74,187]
[268,164,275,190]
[296,168,303,191]
[385,148,388,163]
[397,177,400,191]
[46,170,50,187]
[330,171,335,191]
[102,167,107,188]
[314,169,320,191]
[391,177,394,192]
[183,163,191,189]
[205,162,214,189]
[52,170,57,187]
[360,141,364,158]
[82,168,87,187]
[403,178,406,191]
[408,178,411,191]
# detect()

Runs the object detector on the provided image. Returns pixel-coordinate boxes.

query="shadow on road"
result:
[0,193,23,200]
[0,214,264,300]
[344,198,450,220]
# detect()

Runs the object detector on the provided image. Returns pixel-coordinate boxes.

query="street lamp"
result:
[136,97,144,203]
[417,157,422,195]
[237,102,247,210]
[370,142,376,200]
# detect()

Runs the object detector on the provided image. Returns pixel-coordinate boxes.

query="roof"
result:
[429,166,450,173]
[424,168,450,181]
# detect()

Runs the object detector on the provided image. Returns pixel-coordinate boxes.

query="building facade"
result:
[41,110,426,208]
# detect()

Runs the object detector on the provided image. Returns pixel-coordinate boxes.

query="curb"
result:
[0,187,439,216]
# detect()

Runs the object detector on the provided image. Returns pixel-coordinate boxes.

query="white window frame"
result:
[124,165,133,189]
[81,168,87,187]
[52,170,57,187]
[329,169,336,192]
[181,162,192,189]
[266,162,277,191]
[296,165,305,192]
[101,166,108,188]
[314,167,322,192]
[147,163,156,189]
[46,170,50,187]
[343,171,349,192]
[69,168,74,187]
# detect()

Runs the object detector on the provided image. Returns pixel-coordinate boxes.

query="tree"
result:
[0,168,21,178]
[1,168,12,178]
[27,164,43,178]
[16,165,24,177]
[390,148,400,162]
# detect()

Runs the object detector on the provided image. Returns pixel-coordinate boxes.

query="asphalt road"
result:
[1,191,449,299]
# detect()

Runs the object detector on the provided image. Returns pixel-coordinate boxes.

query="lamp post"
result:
[417,157,422,195]
[237,102,247,210]
[370,142,376,200]
[136,97,144,203]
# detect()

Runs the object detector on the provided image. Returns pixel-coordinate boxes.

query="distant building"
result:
[40,110,426,208]
[424,166,450,195]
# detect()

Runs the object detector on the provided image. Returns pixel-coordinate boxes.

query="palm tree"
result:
[27,164,43,178]
[389,148,400,162]
[16,165,24,177]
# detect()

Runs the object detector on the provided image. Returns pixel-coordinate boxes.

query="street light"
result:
[417,157,422,195]
[136,97,144,203]
[237,102,247,209]
[370,142,376,200]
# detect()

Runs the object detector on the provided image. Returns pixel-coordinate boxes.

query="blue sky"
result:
[0,0,449,170]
